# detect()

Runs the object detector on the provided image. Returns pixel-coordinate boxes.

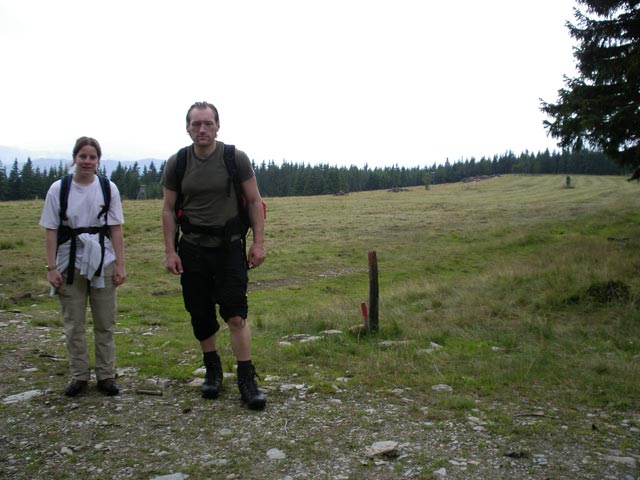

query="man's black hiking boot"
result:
[201,351,223,399]
[237,364,267,410]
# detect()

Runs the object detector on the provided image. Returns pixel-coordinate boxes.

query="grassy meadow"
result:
[1,174,640,414]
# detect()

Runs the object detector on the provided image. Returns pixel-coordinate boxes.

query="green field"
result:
[2,174,639,408]
[1,174,639,479]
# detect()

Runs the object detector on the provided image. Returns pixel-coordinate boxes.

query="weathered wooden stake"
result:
[368,250,379,332]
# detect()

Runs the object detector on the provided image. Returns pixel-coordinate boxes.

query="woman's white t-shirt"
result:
[40,175,124,270]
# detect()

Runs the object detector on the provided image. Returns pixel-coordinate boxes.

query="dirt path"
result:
[1,310,638,480]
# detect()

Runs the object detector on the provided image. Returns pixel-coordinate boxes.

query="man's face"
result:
[187,107,220,147]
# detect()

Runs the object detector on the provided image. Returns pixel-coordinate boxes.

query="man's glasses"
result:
[190,121,216,129]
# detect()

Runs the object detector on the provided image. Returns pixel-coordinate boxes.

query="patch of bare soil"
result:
[1,310,638,480]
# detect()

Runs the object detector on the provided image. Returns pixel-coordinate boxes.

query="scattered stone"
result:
[417,342,443,355]
[432,384,453,392]
[187,378,202,388]
[267,448,286,460]
[136,389,163,396]
[533,454,548,465]
[434,467,447,477]
[281,333,322,343]
[604,455,637,468]
[468,416,487,426]
[3,389,43,404]
[149,474,189,480]
[280,384,305,392]
[365,441,399,458]
[146,377,171,387]
[60,446,74,456]
[378,340,412,348]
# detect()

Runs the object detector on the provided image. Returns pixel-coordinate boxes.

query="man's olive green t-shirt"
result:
[161,142,254,247]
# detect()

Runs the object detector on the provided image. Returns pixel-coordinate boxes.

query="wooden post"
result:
[368,250,379,332]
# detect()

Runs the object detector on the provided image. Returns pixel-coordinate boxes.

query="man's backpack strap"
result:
[175,146,189,217]
[222,144,243,206]
[173,147,190,250]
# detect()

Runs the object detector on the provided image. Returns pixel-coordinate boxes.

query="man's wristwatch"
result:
[46,265,57,272]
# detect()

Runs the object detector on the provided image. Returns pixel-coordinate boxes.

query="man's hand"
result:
[165,251,183,275]
[247,242,265,269]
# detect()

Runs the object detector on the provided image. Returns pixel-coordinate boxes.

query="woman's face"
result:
[74,145,100,178]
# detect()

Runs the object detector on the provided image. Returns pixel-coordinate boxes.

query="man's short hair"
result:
[186,102,219,125]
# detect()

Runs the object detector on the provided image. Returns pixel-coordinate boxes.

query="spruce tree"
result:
[541,0,640,177]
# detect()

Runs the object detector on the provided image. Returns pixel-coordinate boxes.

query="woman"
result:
[39,136,126,397]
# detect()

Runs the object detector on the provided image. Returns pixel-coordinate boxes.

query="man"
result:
[161,101,267,410]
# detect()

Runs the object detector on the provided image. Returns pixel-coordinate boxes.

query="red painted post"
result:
[360,301,369,330]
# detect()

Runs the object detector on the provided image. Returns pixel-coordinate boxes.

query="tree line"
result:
[0,149,628,201]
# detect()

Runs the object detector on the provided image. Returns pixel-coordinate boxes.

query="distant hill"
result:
[0,146,165,176]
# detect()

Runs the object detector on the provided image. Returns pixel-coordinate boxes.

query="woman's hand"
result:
[47,269,63,289]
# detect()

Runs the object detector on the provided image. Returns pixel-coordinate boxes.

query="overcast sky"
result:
[0,1,578,168]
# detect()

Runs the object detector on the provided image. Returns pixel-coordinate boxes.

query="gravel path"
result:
[1,310,638,480]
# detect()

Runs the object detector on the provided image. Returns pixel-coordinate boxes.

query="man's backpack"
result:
[173,145,265,260]
[58,174,111,284]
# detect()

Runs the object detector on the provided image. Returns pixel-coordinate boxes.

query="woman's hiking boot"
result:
[97,378,120,396]
[237,363,266,410]
[201,351,223,399]
[64,379,88,397]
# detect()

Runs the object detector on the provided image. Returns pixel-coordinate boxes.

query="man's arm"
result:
[161,187,183,274]
[241,176,265,269]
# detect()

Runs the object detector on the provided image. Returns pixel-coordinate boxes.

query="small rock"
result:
[3,389,43,404]
[434,467,447,477]
[365,441,399,458]
[281,333,322,343]
[432,384,453,392]
[604,456,637,468]
[60,446,74,456]
[267,448,286,460]
[468,416,486,426]
[280,384,305,391]
[149,474,189,480]
[378,340,412,348]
